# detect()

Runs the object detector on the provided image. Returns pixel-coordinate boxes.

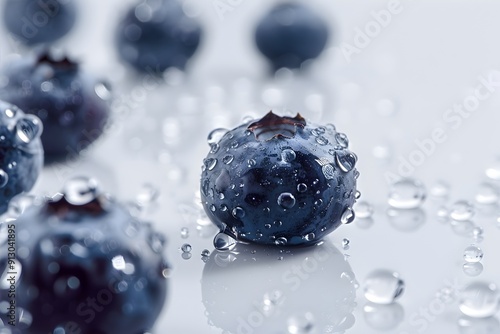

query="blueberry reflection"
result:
[201,240,356,333]
[458,316,500,334]
[387,208,426,232]
[363,302,404,331]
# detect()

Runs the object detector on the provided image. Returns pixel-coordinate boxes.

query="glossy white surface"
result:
[2,0,500,333]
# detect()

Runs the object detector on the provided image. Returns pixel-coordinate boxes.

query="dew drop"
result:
[355,190,361,199]
[335,150,357,172]
[341,207,355,224]
[180,227,189,239]
[311,127,325,136]
[297,183,307,193]
[232,206,245,220]
[315,136,328,145]
[450,201,475,221]
[16,115,43,144]
[204,158,217,171]
[335,133,349,148]
[207,128,228,146]
[201,249,210,257]
[304,233,315,241]
[281,149,296,162]
[464,245,483,263]
[474,183,499,205]
[388,178,426,209]
[364,269,405,304]
[459,282,499,318]
[342,238,350,250]
[321,164,335,180]
[275,237,288,246]
[181,243,192,253]
[4,108,15,118]
[278,193,296,209]
[213,232,237,251]
[354,201,374,219]
[223,154,234,164]
[0,170,8,188]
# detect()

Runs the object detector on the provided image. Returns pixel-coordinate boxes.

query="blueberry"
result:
[0,177,169,334]
[200,112,359,246]
[0,100,43,214]
[3,0,77,45]
[116,0,202,74]
[255,2,329,71]
[0,51,111,163]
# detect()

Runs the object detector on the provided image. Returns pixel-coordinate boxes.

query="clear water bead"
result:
[16,115,43,144]
[341,207,355,224]
[450,201,475,221]
[364,269,405,304]
[0,169,8,188]
[459,282,499,318]
[388,178,426,209]
[342,238,350,250]
[180,227,189,239]
[464,245,483,263]
[278,193,296,209]
[475,183,500,205]
[281,149,296,162]
[207,128,228,146]
[354,201,374,219]
[213,232,237,251]
[63,177,100,205]
[335,133,349,148]
[181,243,192,253]
[485,162,500,181]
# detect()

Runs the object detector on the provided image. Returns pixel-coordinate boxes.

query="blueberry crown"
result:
[248,111,306,141]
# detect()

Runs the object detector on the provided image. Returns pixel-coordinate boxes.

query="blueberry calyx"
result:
[248,111,306,141]
[45,177,108,217]
[36,51,78,71]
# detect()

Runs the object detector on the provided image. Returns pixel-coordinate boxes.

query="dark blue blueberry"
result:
[200,112,359,246]
[255,2,329,71]
[0,51,111,163]
[3,0,76,45]
[0,177,169,334]
[0,100,43,214]
[116,0,202,74]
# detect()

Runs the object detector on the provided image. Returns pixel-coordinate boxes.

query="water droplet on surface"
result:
[275,237,288,246]
[463,262,484,277]
[201,249,210,257]
[63,177,100,206]
[354,201,374,218]
[335,133,349,148]
[464,245,483,263]
[341,207,355,224]
[281,149,296,162]
[342,238,350,250]
[232,206,245,220]
[304,233,315,241]
[180,227,189,239]
[315,136,328,145]
[311,127,325,136]
[16,115,43,144]
[430,180,450,199]
[204,158,217,171]
[388,178,426,209]
[0,170,8,188]
[287,312,315,334]
[181,243,192,253]
[278,193,296,209]
[207,128,228,146]
[4,108,15,118]
[213,232,237,251]
[472,227,484,242]
[223,155,234,164]
[297,183,308,193]
[437,206,449,222]
[364,269,405,304]
[247,159,256,167]
[459,282,499,318]
[475,183,499,205]
[335,150,357,172]
[450,201,475,221]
